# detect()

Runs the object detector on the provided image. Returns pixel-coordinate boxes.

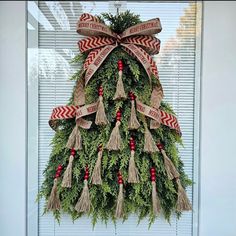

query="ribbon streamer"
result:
[49,102,181,134]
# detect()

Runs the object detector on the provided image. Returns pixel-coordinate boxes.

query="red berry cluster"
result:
[156,143,164,151]
[129,136,136,151]
[150,167,156,182]
[117,171,123,184]
[98,144,103,152]
[84,166,89,180]
[116,109,122,122]
[55,164,63,179]
[117,60,123,71]
[98,85,103,96]
[71,148,76,156]
[128,91,136,101]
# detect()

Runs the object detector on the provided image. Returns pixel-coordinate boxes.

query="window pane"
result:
[27,1,201,235]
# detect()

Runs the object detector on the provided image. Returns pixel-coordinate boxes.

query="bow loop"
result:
[77,13,116,38]
[121,18,162,38]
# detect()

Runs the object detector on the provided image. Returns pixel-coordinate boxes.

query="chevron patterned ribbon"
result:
[49,102,181,134]
[136,100,181,134]
[77,13,162,85]
[49,103,97,130]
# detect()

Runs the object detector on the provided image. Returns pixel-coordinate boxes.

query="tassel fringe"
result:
[66,124,82,150]
[95,96,108,126]
[61,155,74,188]
[115,183,124,218]
[152,181,161,215]
[144,127,158,153]
[128,100,140,130]
[91,150,103,185]
[47,178,60,211]
[75,180,91,213]
[161,149,180,180]
[176,178,192,212]
[113,71,126,100]
[106,121,122,151]
[128,150,139,183]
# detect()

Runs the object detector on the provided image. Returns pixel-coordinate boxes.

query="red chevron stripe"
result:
[84,48,102,70]
[50,106,77,120]
[80,13,99,23]
[79,36,115,53]
[124,36,160,55]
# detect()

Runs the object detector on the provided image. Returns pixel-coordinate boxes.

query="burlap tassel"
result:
[95,86,108,126]
[176,178,192,212]
[152,182,161,215]
[106,110,122,151]
[73,78,85,106]
[75,180,91,213]
[75,167,91,213]
[157,143,180,180]
[115,172,124,218]
[128,137,139,183]
[66,123,82,151]
[91,146,103,185]
[144,127,158,153]
[47,165,62,211]
[128,92,140,130]
[61,149,75,188]
[128,151,139,183]
[113,60,126,100]
[150,167,161,215]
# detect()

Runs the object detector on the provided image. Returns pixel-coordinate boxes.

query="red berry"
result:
[57,165,63,170]
[151,176,156,181]
[118,179,123,184]
[55,173,60,178]
[98,145,102,152]
[150,168,155,173]
[130,142,135,146]
[118,176,123,180]
[157,143,164,150]
[84,174,89,180]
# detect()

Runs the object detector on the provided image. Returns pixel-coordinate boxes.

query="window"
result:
[27,1,201,235]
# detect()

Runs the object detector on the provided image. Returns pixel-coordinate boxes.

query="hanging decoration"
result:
[39,11,192,225]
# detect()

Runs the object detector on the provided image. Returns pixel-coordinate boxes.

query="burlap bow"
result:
[77,13,162,86]
[48,13,181,135]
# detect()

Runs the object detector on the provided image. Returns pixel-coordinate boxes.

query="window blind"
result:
[31,1,200,235]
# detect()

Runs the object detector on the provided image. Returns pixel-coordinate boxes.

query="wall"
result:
[0,1,26,236]
[0,1,236,236]
[200,1,236,236]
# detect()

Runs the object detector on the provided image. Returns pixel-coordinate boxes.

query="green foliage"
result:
[39,11,192,226]
[101,11,141,34]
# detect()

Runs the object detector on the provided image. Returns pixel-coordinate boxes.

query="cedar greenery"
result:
[38,11,192,226]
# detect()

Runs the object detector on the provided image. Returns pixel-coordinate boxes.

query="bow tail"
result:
[84,45,117,86]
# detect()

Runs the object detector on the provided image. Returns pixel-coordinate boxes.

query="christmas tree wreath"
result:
[39,11,192,225]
